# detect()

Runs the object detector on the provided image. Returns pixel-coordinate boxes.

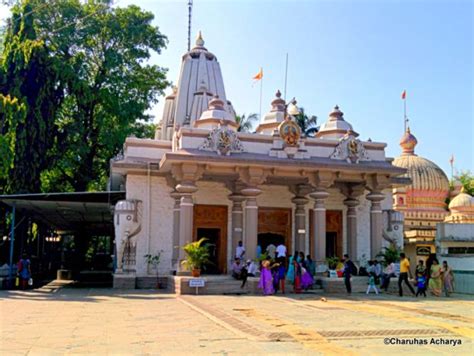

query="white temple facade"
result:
[111,34,409,287]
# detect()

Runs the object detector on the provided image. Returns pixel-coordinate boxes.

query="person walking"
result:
[258,260,274,295]
[442,260,454,297]
[398,253,416,297]
[428,259,443,297]
[381,261,395,292]
[343,254,356,295]
[415,274,427,297]
[17,253,31,290]
[276,243,287,259]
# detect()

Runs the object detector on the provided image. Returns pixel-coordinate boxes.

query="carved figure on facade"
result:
[114,199,142,273]
[199,125,244,156]
[278,119,301,146]
[330,129,370,163]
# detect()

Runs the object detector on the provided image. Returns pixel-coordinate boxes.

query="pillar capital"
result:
[365,173,391,193]
[309,189,330,201]
[241,187,262,197]
[228,193,246,203]
[366,191,385,203]
[171,163,204,185]
[307,171,336,190]
[292,196,309,206]
[343,197,360,208]
[238,167,269,187]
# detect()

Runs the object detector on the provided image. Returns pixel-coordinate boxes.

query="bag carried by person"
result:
[28,278,33,286]
[15,276,19,287]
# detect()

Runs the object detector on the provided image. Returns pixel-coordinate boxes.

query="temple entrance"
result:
[196,228,220,274]
[258,233,286,257]
[309,210,343,259]
[258,207,292,254]
[193,205,228,274]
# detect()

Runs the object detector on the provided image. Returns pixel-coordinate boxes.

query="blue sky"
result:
[1,0,472,176]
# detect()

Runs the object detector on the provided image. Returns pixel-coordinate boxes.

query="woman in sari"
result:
[286,251,298,285]
[428,259,443,297]
[442,261,454,297]
[293,257,302,293]
[258,260,274,295]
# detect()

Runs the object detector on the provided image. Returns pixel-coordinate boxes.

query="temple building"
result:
[392,128,450,263]
[110,33,409,288]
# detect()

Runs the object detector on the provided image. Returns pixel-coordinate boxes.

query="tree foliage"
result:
[454,170,474,196]
[0,0,169,193]
[294,107,318,137]
[235,113,258,133]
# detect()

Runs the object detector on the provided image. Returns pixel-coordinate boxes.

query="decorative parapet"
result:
[199,125,244,156]
[330,130,370,163]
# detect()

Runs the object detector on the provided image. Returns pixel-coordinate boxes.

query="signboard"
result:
[189,278,205,288]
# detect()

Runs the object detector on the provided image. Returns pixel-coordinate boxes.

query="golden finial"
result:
[196,31,204,47]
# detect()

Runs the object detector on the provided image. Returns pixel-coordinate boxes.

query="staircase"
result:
[171,275,259,295]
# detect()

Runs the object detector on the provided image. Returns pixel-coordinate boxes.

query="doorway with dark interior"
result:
[326,232,337,258]
[258,233,286,257]
[196,228,220,274]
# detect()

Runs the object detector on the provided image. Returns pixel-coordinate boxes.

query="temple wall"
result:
[125,175,174,276]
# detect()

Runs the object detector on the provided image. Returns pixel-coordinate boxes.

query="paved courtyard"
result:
[1,281,473,355]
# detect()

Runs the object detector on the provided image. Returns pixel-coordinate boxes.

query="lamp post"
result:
[8,203,16,289]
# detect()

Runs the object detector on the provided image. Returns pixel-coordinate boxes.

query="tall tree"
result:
[0,0,169,193]
[235,113,259,133]
[0,0,64,193]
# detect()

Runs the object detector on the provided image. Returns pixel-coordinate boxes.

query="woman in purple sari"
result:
[258,260,274,295]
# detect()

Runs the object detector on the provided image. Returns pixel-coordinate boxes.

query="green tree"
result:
[1,0,169,193]
[235,113,258,133]
[454,170,474,196]
[0,0,64,193]
[294,107,318,137]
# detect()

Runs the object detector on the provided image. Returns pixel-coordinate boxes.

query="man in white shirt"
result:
[276,243,287,258]
[235,241,245,259]
[246,260,258,276]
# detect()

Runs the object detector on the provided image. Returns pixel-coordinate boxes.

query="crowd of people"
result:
[232,242,456,298]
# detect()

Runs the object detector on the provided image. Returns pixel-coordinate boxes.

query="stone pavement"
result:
[0,281,473,355]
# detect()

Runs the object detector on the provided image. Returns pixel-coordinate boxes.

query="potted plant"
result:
[181,238,211,277]
[144,250,163,288]
[326,256,339,278]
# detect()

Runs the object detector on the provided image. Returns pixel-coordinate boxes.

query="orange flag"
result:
[253,68,263,81]
[401,90,406,100]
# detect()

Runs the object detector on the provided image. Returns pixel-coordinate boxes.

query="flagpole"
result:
[284,53,288,101]
[404,93,407,132]
[259,75,263,121]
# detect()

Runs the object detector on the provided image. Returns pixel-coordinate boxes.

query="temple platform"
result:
[170,275,259,295]
[316,276,412,295]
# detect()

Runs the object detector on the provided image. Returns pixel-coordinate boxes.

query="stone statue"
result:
[114,199,142,273]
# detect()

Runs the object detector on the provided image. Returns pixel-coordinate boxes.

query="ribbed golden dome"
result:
[392,128,449,210]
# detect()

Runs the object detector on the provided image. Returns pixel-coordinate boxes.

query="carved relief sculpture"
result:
[199,125,244,156]
[330,129,370,163]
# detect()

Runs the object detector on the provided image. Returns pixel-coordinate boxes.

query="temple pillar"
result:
[366,192,385,259]
[309,189,330,264]
[229,194,245,258]
[292,196,309,254]
[170,191,182,268]
[343,198,359,259]
[176,182,198,272]
[241,187,262,260]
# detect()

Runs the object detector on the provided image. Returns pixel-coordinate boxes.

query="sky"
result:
[1,0,473,176]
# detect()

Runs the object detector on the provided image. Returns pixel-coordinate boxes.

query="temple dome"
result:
[445,188,474,223]
[392,128,449,211]
[316,105,358,139]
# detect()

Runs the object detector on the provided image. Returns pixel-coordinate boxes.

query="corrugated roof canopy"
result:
[0,191,125,234]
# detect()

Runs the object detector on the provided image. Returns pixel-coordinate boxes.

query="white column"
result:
[176,182,198,272]
[366,192,385,259]
[241,187,261,261]
[170,191,182,269]
[343,197,359,259]
[292,196,308,254]
[229,194,245,258]
[309,189,329,264]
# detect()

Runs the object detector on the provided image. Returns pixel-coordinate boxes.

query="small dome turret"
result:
[316,105,358,139]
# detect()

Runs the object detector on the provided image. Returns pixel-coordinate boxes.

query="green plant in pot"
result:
[181,238,211,277]
[144,250,163,288]
[326,256,339,277]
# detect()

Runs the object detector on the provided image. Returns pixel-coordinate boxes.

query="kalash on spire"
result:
[157,32,236,140]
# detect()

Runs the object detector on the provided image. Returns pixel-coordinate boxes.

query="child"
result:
[258,260,274,295]
[366,274,379,295]
[416,275,427,297]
